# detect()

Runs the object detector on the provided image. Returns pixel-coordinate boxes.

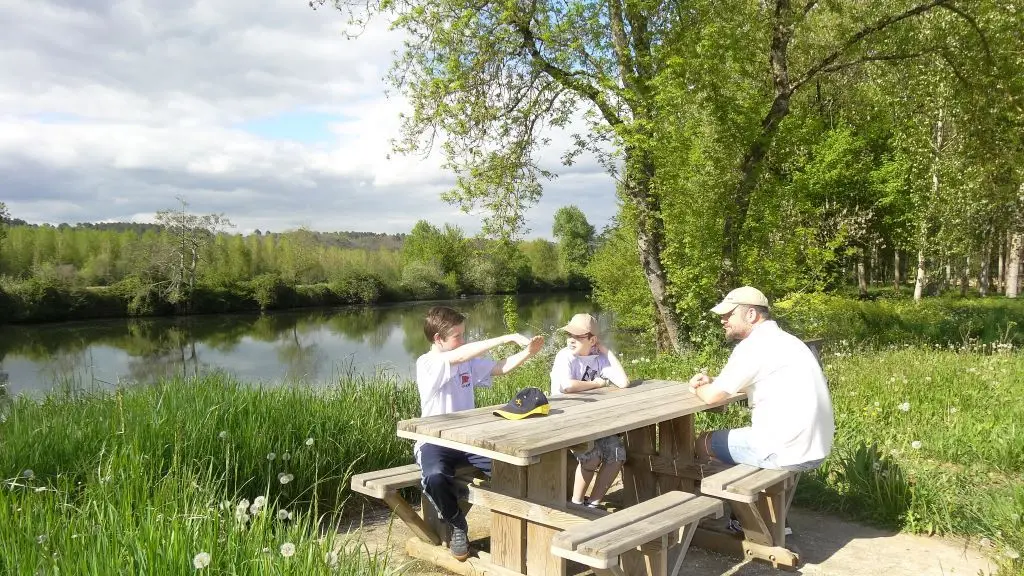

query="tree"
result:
[314,0,977,350]
[154,199,233,307]
[552,206,595,281]
[0,202,9,265]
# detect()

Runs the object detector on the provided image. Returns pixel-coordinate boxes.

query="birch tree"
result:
[154,199,233,307]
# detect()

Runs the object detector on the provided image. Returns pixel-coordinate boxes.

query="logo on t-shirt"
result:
[582,366,597,381]
[460,371,472,387]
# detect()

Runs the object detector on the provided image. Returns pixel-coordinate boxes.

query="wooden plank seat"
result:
[551,490,723,576]
[350,464,482,546]
[696,464,801,568]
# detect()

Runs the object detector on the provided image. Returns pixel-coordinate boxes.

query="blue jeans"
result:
[709,428,823,472]
[416,444,490,530]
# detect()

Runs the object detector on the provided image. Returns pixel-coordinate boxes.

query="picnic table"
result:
[359,379,802,575]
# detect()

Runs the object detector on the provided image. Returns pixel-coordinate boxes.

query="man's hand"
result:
[526,335,545,355]
[688,371,711,393]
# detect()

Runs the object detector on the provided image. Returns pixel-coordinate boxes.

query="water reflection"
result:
[0,294,652,395]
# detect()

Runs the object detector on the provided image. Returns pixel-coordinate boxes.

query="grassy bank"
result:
[2,345,1021,574]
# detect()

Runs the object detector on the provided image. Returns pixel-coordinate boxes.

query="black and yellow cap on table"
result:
[493,387,550,420]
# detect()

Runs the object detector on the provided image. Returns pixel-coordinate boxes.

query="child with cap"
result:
[415,305,544,561]
[549,313,630,508]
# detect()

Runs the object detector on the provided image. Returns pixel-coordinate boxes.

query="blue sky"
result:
[0,0,619,239]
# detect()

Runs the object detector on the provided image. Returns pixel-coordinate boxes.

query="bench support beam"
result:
[691,527,800,568]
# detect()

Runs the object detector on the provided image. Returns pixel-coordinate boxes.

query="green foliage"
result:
[552,206,595,281]
[248,273,288,311]
[587,223,654,332]
[773,293,1024,347]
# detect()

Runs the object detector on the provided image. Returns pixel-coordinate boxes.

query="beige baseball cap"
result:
[561,313,598,336]
[710,286,770,315]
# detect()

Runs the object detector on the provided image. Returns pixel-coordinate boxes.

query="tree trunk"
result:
[959,257,969,297]
[997,240,1005,293]
[1007,232,1023,298]
[626,152,684,352]
[857,253,868,298]
[914,246,926,302]
[979,243,991,297]
[893,250,901,290]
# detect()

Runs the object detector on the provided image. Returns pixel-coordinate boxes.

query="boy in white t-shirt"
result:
[549,313,629,508]
[415,306,544,561]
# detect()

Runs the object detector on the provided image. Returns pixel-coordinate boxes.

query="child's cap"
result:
[561,313,598,337]
[493,387,550,420]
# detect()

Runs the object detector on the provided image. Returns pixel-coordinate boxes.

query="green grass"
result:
[1,345,1021,574]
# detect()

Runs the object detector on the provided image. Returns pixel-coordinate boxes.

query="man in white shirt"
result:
[415,306,544,561]
[689,286,834,472]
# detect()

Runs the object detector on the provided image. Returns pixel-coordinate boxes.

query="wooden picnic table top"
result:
[397,379,741,466]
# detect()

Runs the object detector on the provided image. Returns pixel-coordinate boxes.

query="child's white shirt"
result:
[549,347,614,396]
[414,350,496,457]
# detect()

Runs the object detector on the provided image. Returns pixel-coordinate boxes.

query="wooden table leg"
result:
[491,461,528,572]
[622,425,665,576]
[526,450,567,576]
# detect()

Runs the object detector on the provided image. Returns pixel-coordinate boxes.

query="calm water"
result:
[0,294,653,395]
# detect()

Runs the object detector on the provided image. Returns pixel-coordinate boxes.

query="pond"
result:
[0,294,653,395]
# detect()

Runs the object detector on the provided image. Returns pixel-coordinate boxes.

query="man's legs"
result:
[588,435,627,503]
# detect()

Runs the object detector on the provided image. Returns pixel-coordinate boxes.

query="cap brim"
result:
[493,404,550,420]
[710,302,738,315]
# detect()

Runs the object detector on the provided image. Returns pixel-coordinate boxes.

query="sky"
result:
[0,0,619,239]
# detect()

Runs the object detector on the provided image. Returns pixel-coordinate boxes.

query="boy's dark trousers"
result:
[418,444,491,531]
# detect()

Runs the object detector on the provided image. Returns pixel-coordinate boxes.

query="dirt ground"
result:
[340,498,998,576]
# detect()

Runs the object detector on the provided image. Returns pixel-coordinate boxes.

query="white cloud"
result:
[0,0,617,238]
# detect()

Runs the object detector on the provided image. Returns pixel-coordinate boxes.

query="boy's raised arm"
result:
[438,333,532,365]
[599,346,630,388]
[492,335,545,376]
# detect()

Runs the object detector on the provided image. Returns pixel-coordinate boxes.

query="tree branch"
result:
[816,50,930,75]
[791,0,952,92]
[513,5,624,127]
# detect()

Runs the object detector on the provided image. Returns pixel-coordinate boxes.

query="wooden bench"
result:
[551,490,723,576]
[350,464,481,547]
[697,464,801,567]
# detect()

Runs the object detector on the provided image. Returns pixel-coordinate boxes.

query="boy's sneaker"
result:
[725,518,743,534]
[449,525,470,561]
[583,497,600,508]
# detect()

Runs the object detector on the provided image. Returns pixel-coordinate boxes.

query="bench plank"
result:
[578,496,724,561]
[699,464,760,492]
[727,468,794,497]
[552,491,692,551]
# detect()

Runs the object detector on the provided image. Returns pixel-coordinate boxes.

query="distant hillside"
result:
[10,221,407,251]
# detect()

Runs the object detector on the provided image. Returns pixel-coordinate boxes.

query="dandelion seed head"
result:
[325,551,340,567]
[193,551,211,569]
[305,437,314,447]
[282,452,291,462]
[250,496,267,515]
[898,402,910,412]
[911,440,922,450]
[277,509,292,521]
[218,431,227,440]
[36,534,47,545]
[22,469,34,480]
[267,452,276,461]
[949,407,958,414]
[278,473,294,485]
[280,542,296,558]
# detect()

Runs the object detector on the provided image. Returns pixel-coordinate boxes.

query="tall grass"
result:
[2,344,1021,574]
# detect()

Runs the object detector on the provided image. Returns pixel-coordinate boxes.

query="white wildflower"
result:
[925,376,932,382]
[278,473,294,485]
[325,551,340,568]
[280,542,296,558]
[305,438,314,447]
[898,402,910,412]
[193,551,211,569]
[277,509,292,521]
[267,452,276,461]
[949,407,958,414]
[911,440,922,450]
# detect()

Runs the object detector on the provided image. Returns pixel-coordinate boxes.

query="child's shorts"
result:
[571,434,626,463]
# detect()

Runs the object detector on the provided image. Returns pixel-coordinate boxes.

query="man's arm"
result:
[691,374,730,404]
[492,335,545,375]
[439,333,532,365]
